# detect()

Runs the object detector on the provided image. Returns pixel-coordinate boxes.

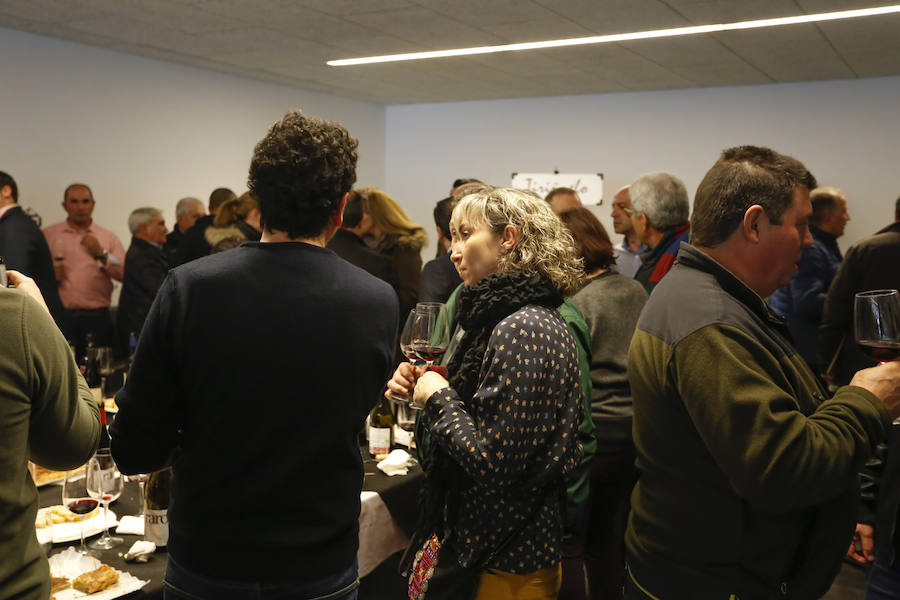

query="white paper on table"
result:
[115,515,144,536]
[48,547,147,599]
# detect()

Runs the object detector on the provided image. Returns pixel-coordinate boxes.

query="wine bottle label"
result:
[145,508,169,546]
[369,426,391,457]
[393,425,412,448]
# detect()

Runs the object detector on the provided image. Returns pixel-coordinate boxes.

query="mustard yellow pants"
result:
[474,564,562,600]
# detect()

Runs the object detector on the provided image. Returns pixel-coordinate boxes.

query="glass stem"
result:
[138,481,146,517]
[100,502,110,540]
[79,514,88,551]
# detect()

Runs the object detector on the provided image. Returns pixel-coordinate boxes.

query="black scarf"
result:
[419,270,562,551]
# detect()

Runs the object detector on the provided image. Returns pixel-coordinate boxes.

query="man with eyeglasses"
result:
[609,185,648,278]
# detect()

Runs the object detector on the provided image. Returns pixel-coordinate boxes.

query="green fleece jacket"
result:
[626,244,890,600]
[0,289,99,600]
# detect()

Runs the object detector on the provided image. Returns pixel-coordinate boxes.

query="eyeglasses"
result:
[612,202,636,215]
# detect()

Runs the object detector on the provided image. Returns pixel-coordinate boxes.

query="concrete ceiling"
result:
[2,0,898,104]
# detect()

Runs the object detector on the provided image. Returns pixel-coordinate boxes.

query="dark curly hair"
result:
[248,111,359,239]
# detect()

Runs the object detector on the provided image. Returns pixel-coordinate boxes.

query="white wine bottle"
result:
[144,467,172,547]
[368,397,394,460]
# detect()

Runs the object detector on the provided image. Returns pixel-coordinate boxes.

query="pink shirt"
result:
[42,220,125,310]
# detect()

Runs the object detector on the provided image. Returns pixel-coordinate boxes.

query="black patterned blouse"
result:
[422,304,584,574]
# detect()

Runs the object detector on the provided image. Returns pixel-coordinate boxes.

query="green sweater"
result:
[626,245,890,600]
[0,289,99,600]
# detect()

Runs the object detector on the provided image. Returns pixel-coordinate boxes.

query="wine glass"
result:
[62,468,100,557]
[94,346,114,398]
[854,290,900,363]
[407,302,451,410]
[86,449,124,549]
[388,310,420,404]
[126,473,150,519]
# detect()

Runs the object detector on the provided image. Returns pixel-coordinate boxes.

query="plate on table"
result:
[36,506,118,544]
[48,547,147,599]
[31,464,85,488]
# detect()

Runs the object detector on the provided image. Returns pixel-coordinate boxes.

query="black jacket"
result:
[173,214,214,266]
[0,205,68,334]
[115,237,168,354]
[419,251,461,304]
[819,221,900,385]
[327,229,398,292]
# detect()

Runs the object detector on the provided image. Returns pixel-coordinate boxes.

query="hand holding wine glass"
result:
[86,449,124,549]
[62,468,99,557]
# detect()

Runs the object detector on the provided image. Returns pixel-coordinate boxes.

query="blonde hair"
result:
[214,192,258,227]
[356,187,425,238]
[451,187,585,296]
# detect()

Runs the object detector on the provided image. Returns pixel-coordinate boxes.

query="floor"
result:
[359,554,870,599]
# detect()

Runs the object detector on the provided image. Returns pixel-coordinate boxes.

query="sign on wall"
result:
[510,172,604,205]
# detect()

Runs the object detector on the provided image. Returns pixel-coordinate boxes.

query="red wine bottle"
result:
[98,405,111,450]
[145,467,172,547]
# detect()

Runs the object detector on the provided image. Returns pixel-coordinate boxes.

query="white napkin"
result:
[123,540,156,563]
[376,449,410,476]
[116,515,144,535]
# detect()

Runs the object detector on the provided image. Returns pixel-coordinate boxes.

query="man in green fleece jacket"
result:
[625,146,900,600]
[0,270,99,600]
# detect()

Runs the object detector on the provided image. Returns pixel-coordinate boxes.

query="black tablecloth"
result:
[39,448,422,598]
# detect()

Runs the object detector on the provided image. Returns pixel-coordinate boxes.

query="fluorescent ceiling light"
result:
[327,4,900,66]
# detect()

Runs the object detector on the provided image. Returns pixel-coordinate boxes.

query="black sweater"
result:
[110,241,399,582]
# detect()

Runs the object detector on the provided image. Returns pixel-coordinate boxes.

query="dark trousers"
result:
[67,308,114,360]
[163,556,359,600]
[867,559,900,599]
[559,445,638,600]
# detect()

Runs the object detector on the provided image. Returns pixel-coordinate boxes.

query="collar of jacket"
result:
[675,242,787,330]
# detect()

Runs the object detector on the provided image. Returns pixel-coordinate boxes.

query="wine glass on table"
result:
[86,449,124,549]
[62,467,100,557]
[854,290,900,363]
[407,302,451,410]
[126,473,150,518]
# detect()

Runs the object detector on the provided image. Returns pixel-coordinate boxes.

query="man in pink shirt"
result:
[43,183,125,359]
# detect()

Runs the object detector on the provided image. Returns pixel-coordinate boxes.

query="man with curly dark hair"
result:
[111,111,399,600]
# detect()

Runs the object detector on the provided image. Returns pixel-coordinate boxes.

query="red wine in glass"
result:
[410,343,446,363]
[856,340,900,362]
[66,498,100,514]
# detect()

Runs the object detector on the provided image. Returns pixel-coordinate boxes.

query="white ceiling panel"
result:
[2,0,897,104]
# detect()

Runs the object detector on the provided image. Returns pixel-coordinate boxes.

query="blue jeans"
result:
[867,560,900,600]
[164,556,359,600]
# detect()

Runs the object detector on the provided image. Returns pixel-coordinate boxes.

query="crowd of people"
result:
[2,110,900,600]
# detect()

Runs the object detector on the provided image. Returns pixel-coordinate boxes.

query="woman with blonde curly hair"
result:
[388,187,586,600]
[355,186,426,316]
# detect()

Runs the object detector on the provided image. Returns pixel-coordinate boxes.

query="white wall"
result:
[1,27,386,250]
[386,77,900,256]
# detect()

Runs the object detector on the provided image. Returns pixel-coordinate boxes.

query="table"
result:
[39,449,422,597]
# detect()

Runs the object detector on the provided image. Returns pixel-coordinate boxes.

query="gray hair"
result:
[175,196,204,218]
[630,171,690,230]
[128,207,161,234]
